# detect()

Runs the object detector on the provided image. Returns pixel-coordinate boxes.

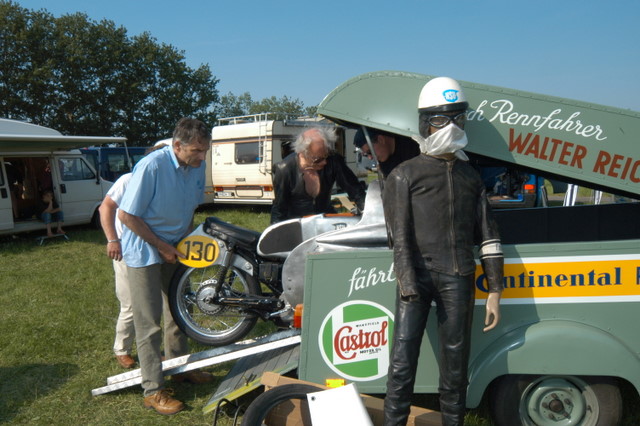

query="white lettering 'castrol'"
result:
[318,300,394,381]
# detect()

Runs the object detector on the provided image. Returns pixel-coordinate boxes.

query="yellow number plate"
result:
[177,235,220,268]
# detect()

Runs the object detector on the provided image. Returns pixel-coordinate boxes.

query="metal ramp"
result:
[203,343,299,414]
[91,329,301,396]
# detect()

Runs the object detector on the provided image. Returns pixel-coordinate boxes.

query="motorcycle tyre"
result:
[169,263,260,346]
[241,384,324,426]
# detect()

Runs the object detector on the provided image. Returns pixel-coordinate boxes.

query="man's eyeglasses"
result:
[308,154,328,165]
[426,112,467,129]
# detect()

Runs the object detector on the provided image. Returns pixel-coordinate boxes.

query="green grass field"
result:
[0,204,638,425]
[0,206,273,425]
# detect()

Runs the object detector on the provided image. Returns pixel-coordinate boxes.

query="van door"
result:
[53,154,103,224]
[0,159,15,230]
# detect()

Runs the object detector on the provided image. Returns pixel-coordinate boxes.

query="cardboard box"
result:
[260,372,441,426]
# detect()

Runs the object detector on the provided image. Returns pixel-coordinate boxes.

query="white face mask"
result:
[412,123,469,160]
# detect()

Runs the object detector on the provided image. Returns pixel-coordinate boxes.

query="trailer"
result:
[291,71,640,425]
[209,113,365,205]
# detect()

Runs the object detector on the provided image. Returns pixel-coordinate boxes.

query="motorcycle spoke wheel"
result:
[169,264,260,346]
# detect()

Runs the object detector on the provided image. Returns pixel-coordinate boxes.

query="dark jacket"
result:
[383,154,503,296]
[271,152,366,224]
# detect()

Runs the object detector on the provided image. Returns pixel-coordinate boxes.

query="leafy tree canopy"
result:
[216,92,317,121]
[0,1,219,145]
[1,1,319,145]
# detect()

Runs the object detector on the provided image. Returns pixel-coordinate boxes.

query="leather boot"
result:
[172,369,214,384]
[115,354,136,369]
[143,389,184,415]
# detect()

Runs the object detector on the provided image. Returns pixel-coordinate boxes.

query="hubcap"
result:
[522,377,591,425]
[195,282,225,315]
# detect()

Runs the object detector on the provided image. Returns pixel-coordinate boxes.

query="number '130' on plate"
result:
[177,235,220,268]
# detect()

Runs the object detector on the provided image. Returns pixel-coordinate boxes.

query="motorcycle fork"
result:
[213,241,237,293]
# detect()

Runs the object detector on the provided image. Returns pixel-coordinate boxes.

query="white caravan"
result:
[0,118,126,235]
[209,113,364,205]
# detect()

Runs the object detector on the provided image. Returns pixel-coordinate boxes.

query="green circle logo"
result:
[318,300,394,381]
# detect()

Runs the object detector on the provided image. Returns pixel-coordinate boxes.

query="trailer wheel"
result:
[241,384,323,426]
[490,374,622,426]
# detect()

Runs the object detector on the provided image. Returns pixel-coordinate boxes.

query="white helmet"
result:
[418,77,468,113]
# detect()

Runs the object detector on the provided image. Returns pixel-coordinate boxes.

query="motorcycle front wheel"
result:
[169,264,260,346]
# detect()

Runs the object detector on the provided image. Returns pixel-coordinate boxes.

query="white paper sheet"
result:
[306,383,373,425]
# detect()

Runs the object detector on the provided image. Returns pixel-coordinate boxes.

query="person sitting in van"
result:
[39,190,65,237]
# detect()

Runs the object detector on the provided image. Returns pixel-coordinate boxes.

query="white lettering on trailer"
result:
[347,264,396,297]
[469,99,607,141]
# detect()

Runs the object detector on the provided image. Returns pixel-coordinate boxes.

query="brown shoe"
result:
[172,370,215,384]
[115,354,136,369]
[143,389,184,415]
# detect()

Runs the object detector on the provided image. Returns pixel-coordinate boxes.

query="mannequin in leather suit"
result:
[270,127,366,224]
[382,77,504,426]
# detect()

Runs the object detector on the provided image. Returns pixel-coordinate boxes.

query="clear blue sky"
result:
[13,0,640,111]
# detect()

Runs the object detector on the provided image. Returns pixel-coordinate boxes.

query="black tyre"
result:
[490,374,622,426]
[241,384,324,426]
[91,208,101,229]
[169,263,260,346]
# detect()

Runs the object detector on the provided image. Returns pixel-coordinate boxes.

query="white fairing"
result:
[279,180,389,308]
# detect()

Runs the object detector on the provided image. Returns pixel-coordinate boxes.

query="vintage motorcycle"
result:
[168,181,388,346]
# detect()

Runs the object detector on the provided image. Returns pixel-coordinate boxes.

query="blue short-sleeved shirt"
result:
[119,146,205,267]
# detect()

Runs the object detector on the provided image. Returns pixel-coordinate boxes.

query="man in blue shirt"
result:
[118,118,212,415]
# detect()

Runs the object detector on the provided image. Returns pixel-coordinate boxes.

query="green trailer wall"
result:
[299,241,640,407]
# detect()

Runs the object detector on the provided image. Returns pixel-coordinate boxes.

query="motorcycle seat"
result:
[204,217,260,248]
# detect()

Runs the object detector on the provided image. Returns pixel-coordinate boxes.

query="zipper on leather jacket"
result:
[447,161,459,274]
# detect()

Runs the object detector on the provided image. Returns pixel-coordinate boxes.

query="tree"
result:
[216,92,254,118]
[0,1,219,145]
[216,92,317,121]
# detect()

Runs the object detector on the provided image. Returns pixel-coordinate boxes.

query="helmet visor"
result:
[428,112,467,128]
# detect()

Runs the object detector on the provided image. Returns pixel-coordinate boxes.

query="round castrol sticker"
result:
[318,300,394,381]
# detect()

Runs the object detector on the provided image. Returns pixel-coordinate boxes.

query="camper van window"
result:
[235,142,259,164]
[59,158,96,181]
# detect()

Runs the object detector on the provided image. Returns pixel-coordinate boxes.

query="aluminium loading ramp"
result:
[91,328,301,396]
[203,343,299,414]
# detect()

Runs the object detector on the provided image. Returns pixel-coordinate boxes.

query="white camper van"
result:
[209,113,364,205]
[0,118,126,235]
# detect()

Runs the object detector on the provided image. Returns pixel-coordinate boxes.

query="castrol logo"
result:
[318,300,394,381]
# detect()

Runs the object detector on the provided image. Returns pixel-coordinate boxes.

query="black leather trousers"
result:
[383,269,475,426]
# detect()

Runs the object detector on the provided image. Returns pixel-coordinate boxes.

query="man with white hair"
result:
[270,126,366,223]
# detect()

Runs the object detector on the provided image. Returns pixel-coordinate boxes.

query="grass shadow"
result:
[0,363,79,423]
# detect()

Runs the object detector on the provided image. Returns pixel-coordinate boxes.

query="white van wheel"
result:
[91,209,101,229]
[490,374,622,426]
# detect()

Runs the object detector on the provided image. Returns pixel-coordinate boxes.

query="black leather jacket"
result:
[271,153,366,223]
[383,154,503,296]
